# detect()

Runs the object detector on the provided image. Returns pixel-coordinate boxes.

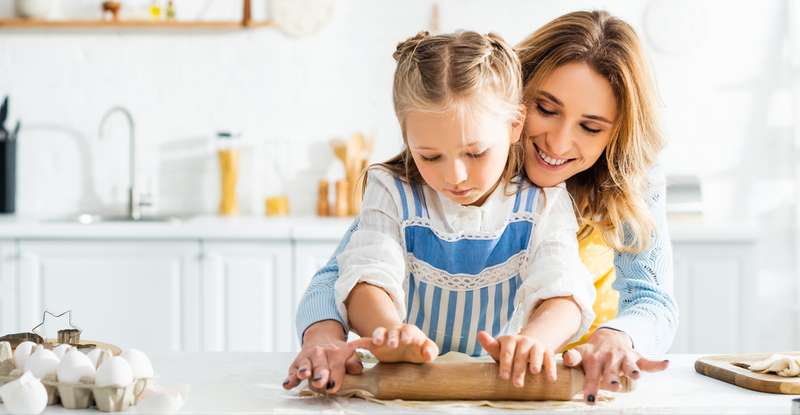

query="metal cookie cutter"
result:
[32,310,83,345]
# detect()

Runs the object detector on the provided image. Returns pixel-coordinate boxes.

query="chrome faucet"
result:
[98,106,148,220]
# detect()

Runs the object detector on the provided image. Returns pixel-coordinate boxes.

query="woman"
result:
[284,10,677,404]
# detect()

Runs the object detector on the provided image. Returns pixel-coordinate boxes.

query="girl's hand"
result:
[561,328,669,404]
[283,321,373,394]
[363,323,439,363]
[477,330,557,387]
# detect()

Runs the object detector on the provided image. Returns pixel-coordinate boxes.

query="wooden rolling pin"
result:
[340,360,632,401]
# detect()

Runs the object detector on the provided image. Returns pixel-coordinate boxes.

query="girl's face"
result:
[523,62,618,188]
[406,105,523,206]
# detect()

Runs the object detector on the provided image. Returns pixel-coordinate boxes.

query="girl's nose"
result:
[445,159,468,185]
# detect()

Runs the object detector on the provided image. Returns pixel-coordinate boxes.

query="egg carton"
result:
[0,370,150,412]
[0,342,151,413]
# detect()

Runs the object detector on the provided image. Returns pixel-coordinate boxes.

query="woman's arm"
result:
[600,165,679,356]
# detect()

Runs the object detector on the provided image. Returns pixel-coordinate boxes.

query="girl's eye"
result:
[420,154,441,162]
[467,150,488,159]
[536,103,557,116]
[581,124,601,134]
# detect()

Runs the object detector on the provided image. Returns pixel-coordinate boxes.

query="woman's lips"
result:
[533,144,574,171]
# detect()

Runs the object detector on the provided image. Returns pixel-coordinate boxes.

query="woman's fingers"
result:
[477,331,501,360]
[498,337,517,381]
[295,357,312,380]
[621,355,641,380]
[543,350,557,382]
[511,340,533,387]
[600,352,624,391]
[637,356,670,372]
[344,352,364,375]
[325,352,347,394]
[308,348,330,390]
[582,353,603,405]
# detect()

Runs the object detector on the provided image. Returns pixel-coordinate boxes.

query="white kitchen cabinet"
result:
[0,240,18,335]
[670,231,757,354]
[200,241,293,352]
[15,240,201,352]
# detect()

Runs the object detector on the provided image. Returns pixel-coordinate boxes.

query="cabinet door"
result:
[0,240,18,335]
[291,241,340,349]
[201,241,292,352]
[671,242,756,353]
[17,241,201,352]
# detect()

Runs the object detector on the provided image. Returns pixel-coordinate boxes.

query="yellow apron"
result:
[563,227,618,350]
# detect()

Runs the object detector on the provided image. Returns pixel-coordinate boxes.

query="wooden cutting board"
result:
[695,352,800,394]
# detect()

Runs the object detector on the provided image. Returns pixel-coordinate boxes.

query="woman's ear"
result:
[509,103,527,144]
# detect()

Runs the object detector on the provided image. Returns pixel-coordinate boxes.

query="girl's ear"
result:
[509,104,527,144]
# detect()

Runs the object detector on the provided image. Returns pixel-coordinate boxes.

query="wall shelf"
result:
[0,19,275,30]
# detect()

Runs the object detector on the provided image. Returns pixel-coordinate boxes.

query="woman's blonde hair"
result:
[372,30,524,190]
[516,10,662,253]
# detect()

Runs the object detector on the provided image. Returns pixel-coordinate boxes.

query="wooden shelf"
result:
[0,19,275,30]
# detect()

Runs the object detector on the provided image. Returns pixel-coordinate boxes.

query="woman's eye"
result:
[420,154,441,162]
[536,103,557,116]
[467,150,488,159]
[581,124,601,134]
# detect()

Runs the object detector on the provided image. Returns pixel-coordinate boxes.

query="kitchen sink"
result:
[48,213,183,224]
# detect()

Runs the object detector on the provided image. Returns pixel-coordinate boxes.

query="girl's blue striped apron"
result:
[393,178,538,356]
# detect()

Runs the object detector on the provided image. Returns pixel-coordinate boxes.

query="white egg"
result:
[13,341,37,370]
[51,343,72,360]
[24,347,59,379]
[121,349,154,378]
[135,384,188,415]
[0,341,12,363]
[0,371,48,415]
[86,348,112,369]
[57,349,96,384]
[96,356,134,387]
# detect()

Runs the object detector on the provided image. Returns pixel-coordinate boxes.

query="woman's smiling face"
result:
[523,62,618,188]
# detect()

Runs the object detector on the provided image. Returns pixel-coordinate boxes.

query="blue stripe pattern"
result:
[393,178,539,356]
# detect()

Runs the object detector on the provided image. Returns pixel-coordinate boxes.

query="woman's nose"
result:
[544,122,572,157]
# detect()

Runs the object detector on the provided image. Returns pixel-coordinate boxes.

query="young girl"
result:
[334,30,596,384]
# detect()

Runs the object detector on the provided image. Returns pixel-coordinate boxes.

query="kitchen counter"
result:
[5,353,792,414]
[0,214,755,243]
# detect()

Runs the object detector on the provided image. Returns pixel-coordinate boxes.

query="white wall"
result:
[0,0,796,350]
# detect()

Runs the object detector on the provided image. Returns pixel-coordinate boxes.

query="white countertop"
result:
[4,352,792,415]
[0,214,756,243]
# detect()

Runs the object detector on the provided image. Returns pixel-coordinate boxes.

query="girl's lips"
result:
[447,188,472,197]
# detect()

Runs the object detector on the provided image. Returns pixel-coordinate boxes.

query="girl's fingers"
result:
[344,352,364,375]
[477,331,501,360]
[562,348,583,368]
[543,350,557,382]
[422,339,439,362]
[371,327,387,346]
[387,328,400,348]
[347,336,374,351]
[498,338,517,380]
[400,326,415,345]
[308,348,330,390]
[511,340,533,387]
[528,343,543,374]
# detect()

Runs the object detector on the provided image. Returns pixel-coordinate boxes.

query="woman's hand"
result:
[363,323,439,363]
[477,330,557,387]
[283,320,372,394]
[562,328,669,404]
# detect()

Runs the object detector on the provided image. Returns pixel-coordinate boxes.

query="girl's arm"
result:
[600,165,679,356]
[519,296,582,352]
